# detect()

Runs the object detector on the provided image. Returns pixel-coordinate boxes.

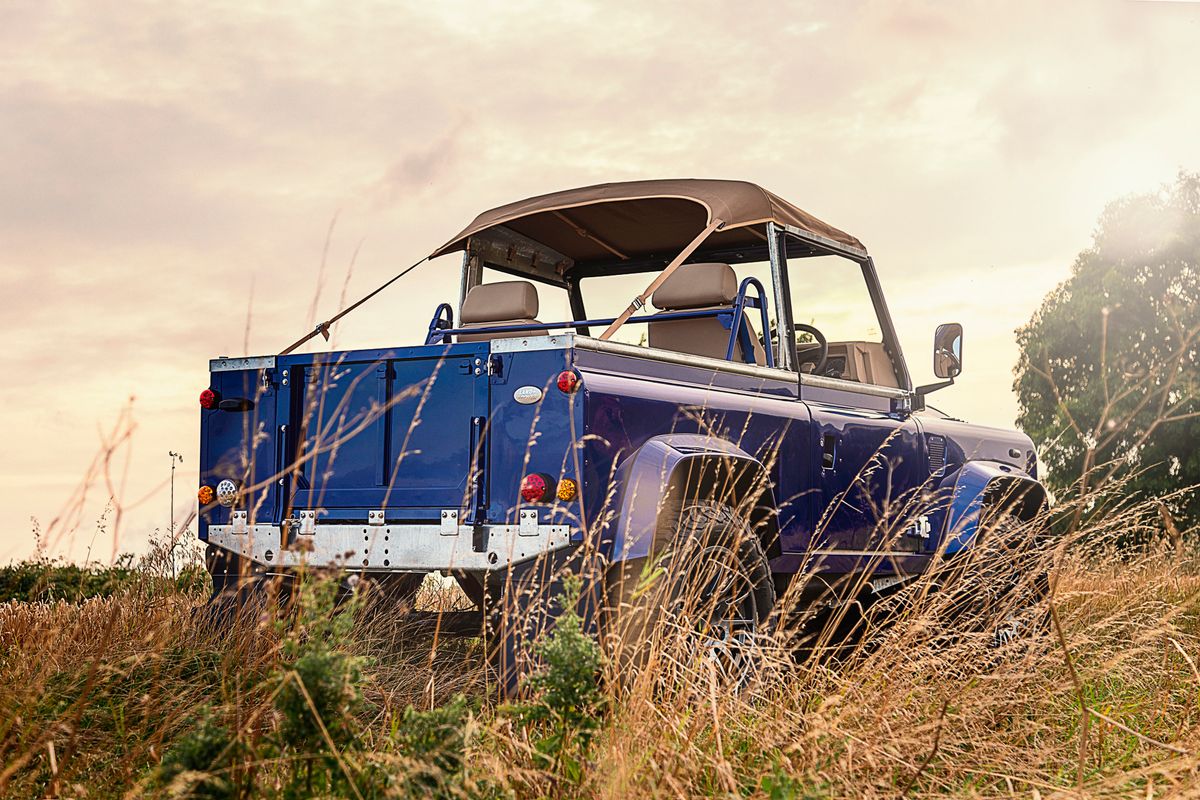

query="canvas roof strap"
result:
[598,217,725,341]
[278,256,428,355]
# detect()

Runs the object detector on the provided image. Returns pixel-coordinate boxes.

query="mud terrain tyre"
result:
[605,500,776,690]
[936,514,1050,650]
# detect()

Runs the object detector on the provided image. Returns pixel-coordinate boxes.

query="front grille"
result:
[927,435,947,475]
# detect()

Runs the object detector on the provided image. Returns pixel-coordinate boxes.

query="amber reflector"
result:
[556,478,578,501]
[197,485,215,504]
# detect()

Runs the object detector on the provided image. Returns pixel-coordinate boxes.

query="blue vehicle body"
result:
[199,339,1041,582]
[197,179,1046,686]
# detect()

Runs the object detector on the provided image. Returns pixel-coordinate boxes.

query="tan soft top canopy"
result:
[429,179,865,265]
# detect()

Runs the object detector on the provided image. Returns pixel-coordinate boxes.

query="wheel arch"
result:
[604,434,781,566]
[938,460,1048,555]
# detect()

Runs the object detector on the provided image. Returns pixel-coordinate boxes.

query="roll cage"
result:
[447,221,913,392]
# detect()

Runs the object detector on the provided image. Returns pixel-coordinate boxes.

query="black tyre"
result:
[605,500,776,689]
[485,552,583,699]
[936,513,1051,650]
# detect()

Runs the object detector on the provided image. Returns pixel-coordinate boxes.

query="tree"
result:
[1015,173,1200,535]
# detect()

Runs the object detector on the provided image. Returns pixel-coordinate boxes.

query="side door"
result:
[805,389,927,553]
[771,227,929,557]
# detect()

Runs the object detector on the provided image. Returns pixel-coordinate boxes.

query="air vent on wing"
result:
[927,434,947,475]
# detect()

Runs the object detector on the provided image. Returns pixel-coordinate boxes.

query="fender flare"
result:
[937,460,1047,555]
[603,434,780,564]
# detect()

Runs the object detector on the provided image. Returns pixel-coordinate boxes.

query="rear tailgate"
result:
[284,343,491,520]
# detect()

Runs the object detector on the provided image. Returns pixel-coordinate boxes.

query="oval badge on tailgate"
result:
[514,386,543,405]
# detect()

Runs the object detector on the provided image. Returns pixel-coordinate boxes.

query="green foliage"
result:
[1015,172,1200,532]
[758,762,829,800]
[391,694,471,797]
[0,554,207,603]
[0,557,138,602]
[505,574,605,786]
[271,575,368,797]
[157,707,239,799]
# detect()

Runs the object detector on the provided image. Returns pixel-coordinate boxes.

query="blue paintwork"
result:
[935,460,1044,555]
[199,335,1042,581]
[724,277,774,366]
[603,434,778,562]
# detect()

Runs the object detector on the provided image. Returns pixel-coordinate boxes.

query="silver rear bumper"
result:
[206,510,572,572]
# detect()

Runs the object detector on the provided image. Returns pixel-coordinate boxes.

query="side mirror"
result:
[933,323,963,379]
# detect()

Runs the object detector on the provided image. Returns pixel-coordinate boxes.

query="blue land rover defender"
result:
[197,179,1046,692]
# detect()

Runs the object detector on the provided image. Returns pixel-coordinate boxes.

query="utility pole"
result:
[168,451,183,534]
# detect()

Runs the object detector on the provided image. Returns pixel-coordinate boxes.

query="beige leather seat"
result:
[458,281,541,342]
[648,263,767,364]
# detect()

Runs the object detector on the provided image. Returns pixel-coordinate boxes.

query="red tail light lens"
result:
[557,370,579,393]
[520,473,552,503]
[199,388,219,409]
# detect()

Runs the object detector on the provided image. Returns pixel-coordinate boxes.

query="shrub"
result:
[505,574,605,787]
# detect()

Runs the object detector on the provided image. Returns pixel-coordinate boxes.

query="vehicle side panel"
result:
[574,351,814,564]
[805,403,927,553]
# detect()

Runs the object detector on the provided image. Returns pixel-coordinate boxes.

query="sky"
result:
[2,0,1198,562]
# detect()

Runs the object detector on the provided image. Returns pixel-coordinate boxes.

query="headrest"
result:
[460,281,539,324]
[651,263,738,311]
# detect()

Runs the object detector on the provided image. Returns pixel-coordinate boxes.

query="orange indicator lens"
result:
[556,478,578,501]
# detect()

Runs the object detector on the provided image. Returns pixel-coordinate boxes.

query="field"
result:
[2,498,1199,800]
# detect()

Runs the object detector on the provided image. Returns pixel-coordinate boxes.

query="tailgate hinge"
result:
[518,509,538,537]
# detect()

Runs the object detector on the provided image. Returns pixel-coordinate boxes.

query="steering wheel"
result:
[424,302,454,345]
[795,323,829,376]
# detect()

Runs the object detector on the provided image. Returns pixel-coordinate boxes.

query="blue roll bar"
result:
[427,278,775,368]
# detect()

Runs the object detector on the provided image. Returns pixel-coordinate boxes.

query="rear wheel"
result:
[605,500,776,690]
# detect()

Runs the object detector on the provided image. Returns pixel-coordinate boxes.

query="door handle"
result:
[821,433,837,470]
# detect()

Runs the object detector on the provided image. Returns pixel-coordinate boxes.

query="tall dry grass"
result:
[1,491,1198,798]
[6,246,1198,796]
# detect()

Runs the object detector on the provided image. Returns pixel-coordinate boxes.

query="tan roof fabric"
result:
[652,263,738,310]
[430,179,865,264]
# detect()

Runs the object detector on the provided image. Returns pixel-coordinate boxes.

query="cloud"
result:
[368,119,468,209]
[2,0,1199,559]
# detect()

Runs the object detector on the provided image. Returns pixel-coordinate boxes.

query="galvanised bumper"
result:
[205,510,572,572]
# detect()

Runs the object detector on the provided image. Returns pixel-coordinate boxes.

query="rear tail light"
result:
[199,388,219,409]
[556,370,580,393]
[198,485,214,505]
[520,473,553,503]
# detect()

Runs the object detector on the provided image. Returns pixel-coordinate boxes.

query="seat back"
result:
[648,263,766,364]
[457,281,541,342]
